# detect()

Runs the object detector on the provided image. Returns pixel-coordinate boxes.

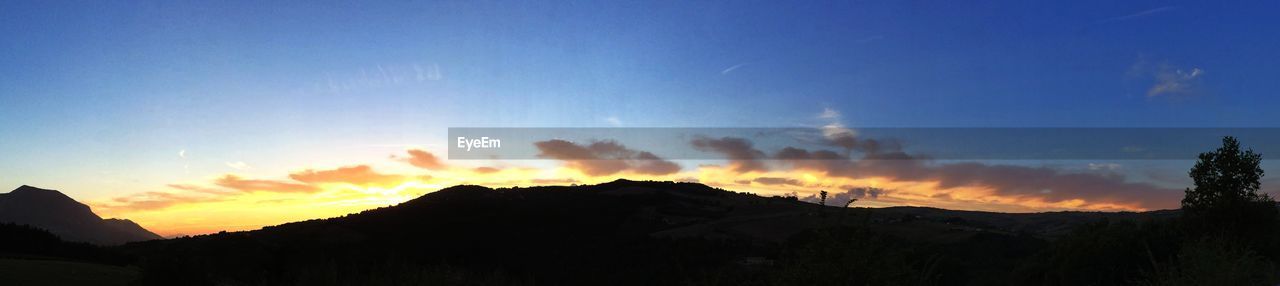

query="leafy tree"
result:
[1181,136,1276,235]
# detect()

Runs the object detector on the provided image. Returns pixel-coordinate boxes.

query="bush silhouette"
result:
[1143,237,1277,286]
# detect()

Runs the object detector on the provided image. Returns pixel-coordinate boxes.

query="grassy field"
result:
[0,258,138,286]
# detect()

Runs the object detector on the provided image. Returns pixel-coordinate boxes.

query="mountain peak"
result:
[1,185,162,245]
[9,185,77,201]
[4,185,89,214]
[14,184,59,194]
[15,184,48,191]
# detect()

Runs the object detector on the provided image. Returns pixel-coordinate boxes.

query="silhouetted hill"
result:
[0,222,133,264]
[0,185,161,245]
[121,179,1182,285]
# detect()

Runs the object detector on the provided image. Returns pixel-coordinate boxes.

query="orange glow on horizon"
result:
[90,151,1154,237]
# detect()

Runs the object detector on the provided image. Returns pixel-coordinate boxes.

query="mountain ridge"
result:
[0,185,161,245]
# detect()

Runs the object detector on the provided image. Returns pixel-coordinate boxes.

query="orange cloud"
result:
[214,174,320,193]
[167,184,236,195]
[97,190,227,212]
[403,149,445,170]
[289,165,406,187]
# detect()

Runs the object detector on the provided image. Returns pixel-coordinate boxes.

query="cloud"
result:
[1130,58,1205,98]
[178,149,189,173]
[414,63,443,81]
[1088,163,1123,171]
[534,139,681,176]
[752,177,805,186]
[604,116,623,127]
[98,190,227,212]
[167,184,236,195]
[318,63,440,94]
[1098,6,1178,24]
[815,108,903,155]
[96,166,421,216]
[787,146,1178,209]
[800,187,888,206]
[818,108,840,120]
[214,174,320,193]
[691,136,769,173]
[225,161,252,170]
[698,135,1180,210]
[402,149,445,170]
[1147,66,1204,97]
[763,108,1182,209]
[530,178,580,185]
[289,165,407,187]
[721,63,750,75]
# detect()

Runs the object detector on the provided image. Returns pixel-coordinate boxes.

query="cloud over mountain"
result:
[535,139,681,176]
[694,135,1181,210]
[690,136,768,173]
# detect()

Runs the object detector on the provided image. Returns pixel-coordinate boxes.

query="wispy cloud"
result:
[225,161,252,170]
[818,107,841,120]
[604,116,623,127]
[1088,163,1123,171]
[1147,66,1203,97]
[101,191,227,212]
[721,63,750,75]
[310,63,442,94]
[178,149,190,173]
[1132,58,1205,98]
[413,63,443,81]
[1098,6,1178,24]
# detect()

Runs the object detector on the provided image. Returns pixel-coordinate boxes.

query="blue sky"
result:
[2,1,1280,203]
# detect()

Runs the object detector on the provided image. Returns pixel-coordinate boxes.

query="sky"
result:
[3,1,1280,236]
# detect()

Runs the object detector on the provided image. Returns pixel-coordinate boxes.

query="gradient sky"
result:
[3,1,1280,235]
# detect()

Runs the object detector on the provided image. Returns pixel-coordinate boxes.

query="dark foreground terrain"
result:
[3,180,1276,285]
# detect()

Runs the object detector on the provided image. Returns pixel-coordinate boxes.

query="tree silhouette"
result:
[1181,136,1276,234]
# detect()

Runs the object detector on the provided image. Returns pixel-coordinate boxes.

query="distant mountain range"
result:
[0,185,160,245]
